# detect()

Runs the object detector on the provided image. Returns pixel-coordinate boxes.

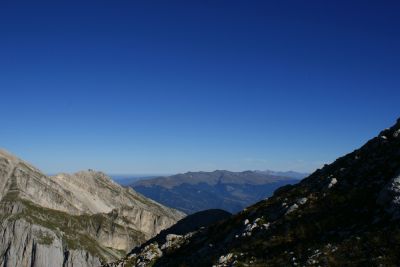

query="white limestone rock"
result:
[161,234,184,250]
[328,178,338,188]
[378,174,400,218]
[297,197,308,205]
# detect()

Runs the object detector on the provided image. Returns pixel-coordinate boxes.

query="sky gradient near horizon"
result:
[1,1,399,174]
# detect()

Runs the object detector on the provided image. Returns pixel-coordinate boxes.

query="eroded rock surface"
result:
[0,149,185,267]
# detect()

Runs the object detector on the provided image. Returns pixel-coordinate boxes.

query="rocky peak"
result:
[0,149,185,267]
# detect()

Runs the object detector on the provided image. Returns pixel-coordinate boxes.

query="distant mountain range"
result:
[130,170,300,214]
[255,169,309,179]
[111,175,161,186]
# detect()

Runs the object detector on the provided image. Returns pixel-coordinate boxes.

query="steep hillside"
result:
[132,170,298,214]
[0,150,184,267]
[138,209,231,249]
[104,209,231,267]
[110,118,400,266]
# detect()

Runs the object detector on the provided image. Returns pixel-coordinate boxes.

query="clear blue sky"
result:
[0,1,399,174]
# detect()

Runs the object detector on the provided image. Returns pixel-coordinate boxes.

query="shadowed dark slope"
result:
[107,118,400,267]
[134,209,232,253]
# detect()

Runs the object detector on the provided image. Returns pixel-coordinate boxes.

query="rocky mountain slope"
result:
[0,150,185,267]
[104,209,231,267]
[132,170,298,214]
[136,209,231,250]
[110,118,400,266]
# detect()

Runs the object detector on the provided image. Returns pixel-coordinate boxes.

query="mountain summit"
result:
[109,118,400,266]
[0,149,184,267]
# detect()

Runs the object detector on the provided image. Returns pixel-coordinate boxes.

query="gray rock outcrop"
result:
[0,149,185,267]
[378,173,400,218]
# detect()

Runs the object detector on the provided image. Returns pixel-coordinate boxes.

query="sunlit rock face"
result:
[0,149,185,267]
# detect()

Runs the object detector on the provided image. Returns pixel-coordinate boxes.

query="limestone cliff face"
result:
[0,149,185,267]
[0,216,101,267]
